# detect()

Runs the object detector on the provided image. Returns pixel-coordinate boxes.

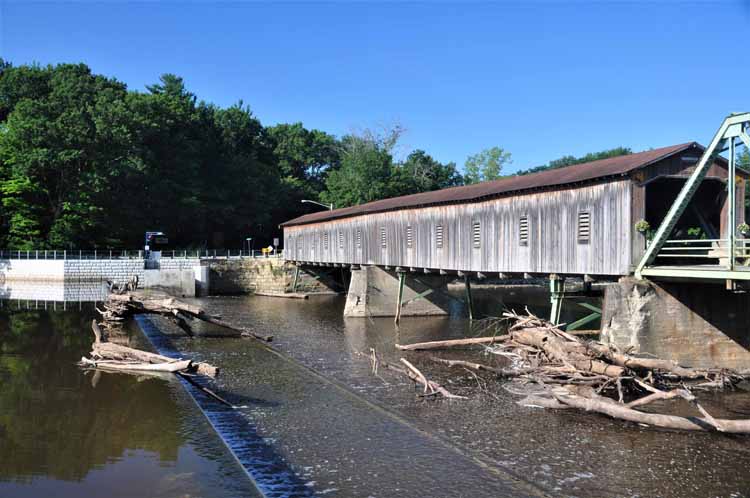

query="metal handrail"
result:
[662,238,725,244]
[653,238,750,268]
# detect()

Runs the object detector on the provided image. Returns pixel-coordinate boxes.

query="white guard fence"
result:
[0,249,284,260]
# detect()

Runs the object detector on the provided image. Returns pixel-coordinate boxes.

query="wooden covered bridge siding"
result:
[284,179,633,277]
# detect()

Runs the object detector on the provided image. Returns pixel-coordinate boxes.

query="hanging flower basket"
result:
[635,219,650,234]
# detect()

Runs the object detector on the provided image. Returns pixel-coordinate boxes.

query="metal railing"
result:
[653,239,750,268]
[0,249,284,260]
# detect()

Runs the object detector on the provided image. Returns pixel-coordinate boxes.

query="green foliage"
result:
[463,146,511,184]
[738,148,750,169]
[267,122,340,191]
[516,147,632,176]
[390,150,463,196]
[321,128,396,207]
[634,219,650,234]
[266,123,341,224]
[320,127,463,207]
[0,63,132,248]
[0,63,284,249]
[0,61,497,248]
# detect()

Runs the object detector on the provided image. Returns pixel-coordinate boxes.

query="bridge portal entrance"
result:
[645,177,725,246]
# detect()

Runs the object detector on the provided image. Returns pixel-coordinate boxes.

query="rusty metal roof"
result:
[281,142,699,227]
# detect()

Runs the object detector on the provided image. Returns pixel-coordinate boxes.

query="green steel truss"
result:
[636,113,750,280]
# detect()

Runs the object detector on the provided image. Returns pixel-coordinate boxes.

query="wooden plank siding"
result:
[284,179,633,276]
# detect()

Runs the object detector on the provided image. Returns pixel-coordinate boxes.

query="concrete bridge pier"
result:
[344,266,453,318]
[601,277,750,370]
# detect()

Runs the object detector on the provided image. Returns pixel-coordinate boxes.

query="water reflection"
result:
[0,307,260,498]
[0,280,110,303]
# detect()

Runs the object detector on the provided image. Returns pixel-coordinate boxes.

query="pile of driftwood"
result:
[81,320,219,378]
[97,286,272,342]
[379,311,750,433]
[79,287,271,405]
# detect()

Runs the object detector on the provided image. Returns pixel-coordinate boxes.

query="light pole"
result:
[301,199,333,210]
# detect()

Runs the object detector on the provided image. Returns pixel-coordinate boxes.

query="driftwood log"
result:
[99,290,272,342]
[378,310,750,432]
[84,320,220,378]
[396,335,510,351]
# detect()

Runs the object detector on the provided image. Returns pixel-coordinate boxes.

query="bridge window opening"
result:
[406,225,414,249]
[323,232,329,250]
[380,227,387,248]
[435,224,444,249]
[356,227,362,248]
[472,221,481,248]
[577,211,591,244]
[519,216,529,246]
[338,230,344,249]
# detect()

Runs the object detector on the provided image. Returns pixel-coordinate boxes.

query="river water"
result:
[0,301,261,498]
[2,288,750,497]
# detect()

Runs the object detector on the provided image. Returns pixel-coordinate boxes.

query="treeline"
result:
[0,60,632,250]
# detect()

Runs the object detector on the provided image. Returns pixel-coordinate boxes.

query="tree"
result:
[0,63,132,249]
[267,123,340,194]
[463,147,511,184]
[738,148,750,169]
[516,147,632,176]
[0,61,470,249]
[390,150,463,195]
[200,102,280,247]
[321,128,398,207]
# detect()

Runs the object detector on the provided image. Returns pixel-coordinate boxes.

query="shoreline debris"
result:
[377,310,750,432]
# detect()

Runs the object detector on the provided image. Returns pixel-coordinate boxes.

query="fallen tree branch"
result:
[364,349,465,400]
[103,291,273,342]
[426,356,533,377]
[80,356,192,373]
[88,320,219,378]
[385,309,750,432]
[550,387,749,433]
[396,335,510,351]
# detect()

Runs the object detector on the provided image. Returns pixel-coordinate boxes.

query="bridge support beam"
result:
[344,266,451,318]
[464,274,475,321]
[549,276,565,325]
[602,277,750,369]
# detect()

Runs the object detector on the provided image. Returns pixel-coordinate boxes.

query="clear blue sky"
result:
[1,1,749,173]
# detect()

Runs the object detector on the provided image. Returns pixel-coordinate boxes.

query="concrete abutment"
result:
[344,266,453,318]
[602,277,750,369]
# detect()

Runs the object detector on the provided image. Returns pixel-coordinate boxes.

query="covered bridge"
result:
[280,113,750,371]
[281,142,745,278]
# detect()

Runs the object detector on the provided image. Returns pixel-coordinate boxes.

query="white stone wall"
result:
[0,280,110,301]
[1,257,202,286]
[0,260,65,281]
[63,259,145,284]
